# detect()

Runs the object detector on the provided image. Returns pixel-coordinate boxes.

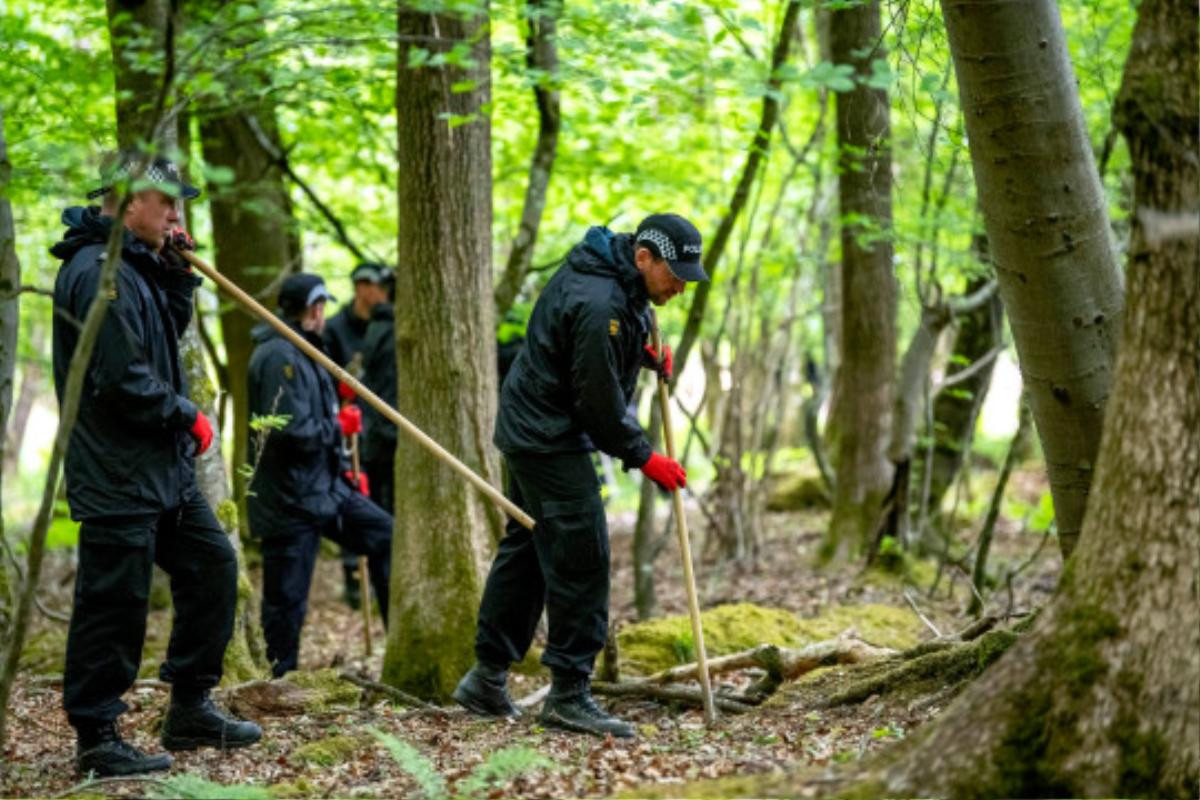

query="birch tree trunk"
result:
[845,2,1199,794]
[941,0,1123,559]
[822,0,896,560]
[382,5,501,701]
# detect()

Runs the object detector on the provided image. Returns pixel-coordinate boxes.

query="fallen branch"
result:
[52,774,177,799]
[591,681,756,715]
[337,671,447,715]
[643,632,895,686]
[515,684,550,710]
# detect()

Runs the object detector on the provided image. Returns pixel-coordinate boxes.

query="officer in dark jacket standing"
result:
[453,214,705,738]
[323,262,392,606]
[51,153,261,777]
[246,273,394,678]
[358,283,396,514]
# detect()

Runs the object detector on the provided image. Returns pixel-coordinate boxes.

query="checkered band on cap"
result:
[636,229,677,261]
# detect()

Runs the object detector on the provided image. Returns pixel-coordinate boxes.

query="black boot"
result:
[76,721,172,777]
[161,692,263,751]
[539,674,634,738]
[452,662,521,718]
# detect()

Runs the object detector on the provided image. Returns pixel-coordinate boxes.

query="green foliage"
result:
[149,773,273,800]
[369,727,553,800]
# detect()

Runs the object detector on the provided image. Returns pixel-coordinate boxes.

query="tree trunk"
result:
[0,107,20,634]
[105,0,177,148]
[921,266,1003,524]
[383,5,501,701]
[851,2,1199,794]
[493,0,561,317]
[200,110,297,515]
[941,0,1124,560]
[822,0,896,560]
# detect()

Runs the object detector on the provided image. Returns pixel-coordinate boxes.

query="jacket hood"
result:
[50,205,163,269]
[567,227,647,304]
[49,206,113,262]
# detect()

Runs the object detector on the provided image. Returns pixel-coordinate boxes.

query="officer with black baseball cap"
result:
[453,213,707,738]
[246,272,395,678]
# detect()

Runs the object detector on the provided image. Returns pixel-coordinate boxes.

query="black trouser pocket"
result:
[540,495,608,574]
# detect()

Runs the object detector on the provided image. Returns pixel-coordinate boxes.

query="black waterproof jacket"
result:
[359,303,396,464]
[323,304,369,370]
[51,206,202,521]
[246,322,351,526]
[494,226,653,470]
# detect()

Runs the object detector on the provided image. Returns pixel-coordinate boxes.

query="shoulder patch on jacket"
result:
[283,363,294,380]
[609,319,619,336]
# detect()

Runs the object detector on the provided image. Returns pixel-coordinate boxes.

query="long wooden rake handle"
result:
[182,250,536,531]
[650,310,718,725]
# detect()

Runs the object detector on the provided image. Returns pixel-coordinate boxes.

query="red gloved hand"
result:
[640,452,687,492]
[643,343,673,381]
[338,404,362,437]
[345,470,370,496]
[337,380,357,402]
[190,411,214,455]
[166,227,196,253]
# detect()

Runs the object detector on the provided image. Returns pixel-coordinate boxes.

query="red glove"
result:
[643,343,673,381]
[345,470,370,496]
[190,411,214,455]
[338,404,362,437]
[640,452,686,492]
[166,227,196,253]
[337,380,357,402]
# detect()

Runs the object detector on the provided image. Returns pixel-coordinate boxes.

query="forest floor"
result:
[1,466,1059,799]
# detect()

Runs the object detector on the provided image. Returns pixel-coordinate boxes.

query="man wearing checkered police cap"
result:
[454,212,707,739]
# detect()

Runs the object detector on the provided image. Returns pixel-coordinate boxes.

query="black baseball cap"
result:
[87,150,201,201]
[350,262,392,284]
[278,273,337,315]
[635,213,707,282]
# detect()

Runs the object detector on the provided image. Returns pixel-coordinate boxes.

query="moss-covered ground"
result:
[2,466,1061,799]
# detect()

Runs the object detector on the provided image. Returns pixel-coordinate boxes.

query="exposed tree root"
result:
[591,680,757,714]
[593,632,896,713]
[822,628,1018,708]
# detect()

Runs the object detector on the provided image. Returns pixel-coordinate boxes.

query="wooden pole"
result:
[349,432,373,656]
[181,250,536,531]
[650,310,717,725]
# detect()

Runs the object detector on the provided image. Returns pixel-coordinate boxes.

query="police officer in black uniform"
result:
[453,214,706,738]
[323,262,392,606]
[357,276,397,514]
[246,273,394,678]
[52,152,260,777]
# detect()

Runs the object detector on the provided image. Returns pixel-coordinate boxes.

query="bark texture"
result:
[382,6,501,701]
[823,0,896,559]
[850,2,1199,795]
[105,0,176,147]
[942,0,1123,559]
[493,0,561,317]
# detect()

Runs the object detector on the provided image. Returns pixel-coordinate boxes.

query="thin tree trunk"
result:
[941,0,1123,560]
[920,265,1003,526]
[0,108,21,637]
[383,5,500,701]
[0,216,129,747]
[493,0,561,317]
[844,2,1199,794]
[671,0,802,381]
[632,403,662,620]
[822,0,896,560]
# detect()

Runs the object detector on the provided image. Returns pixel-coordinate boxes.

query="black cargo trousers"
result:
[63,490,237,728]
[474,451,610,678]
